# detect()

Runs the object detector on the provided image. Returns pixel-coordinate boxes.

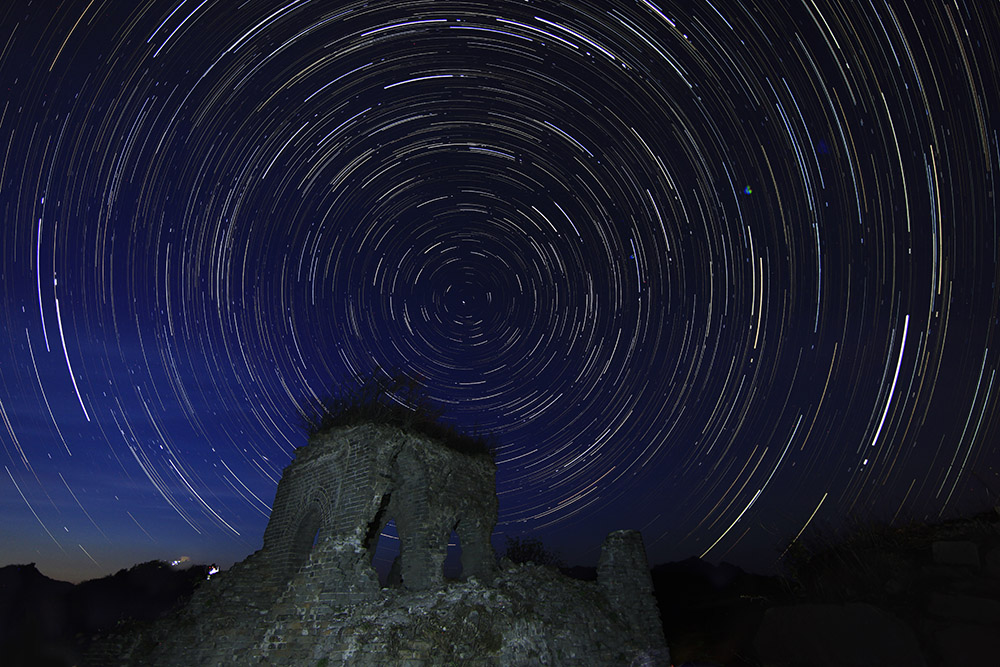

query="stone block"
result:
[947,574,1000,597]
[925,592,1000,625]
[921,563,973,579]
[932,540,981,567]
[984,545,1000,579]
[933,623,1000,667]
[754,602,926,667]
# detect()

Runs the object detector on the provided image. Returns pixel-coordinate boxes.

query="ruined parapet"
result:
[599,529,669,653]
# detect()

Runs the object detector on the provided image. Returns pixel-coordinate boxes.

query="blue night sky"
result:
[1,0,998,584]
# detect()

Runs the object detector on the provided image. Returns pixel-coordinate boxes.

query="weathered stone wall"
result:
[599,529,669,649]
[259,422,498,596]
[90,422,669,665]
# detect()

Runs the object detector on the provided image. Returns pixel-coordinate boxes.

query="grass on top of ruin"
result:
[299,369,498,460]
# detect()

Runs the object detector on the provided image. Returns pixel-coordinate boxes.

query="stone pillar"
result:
[597,530,668,659]
[458,518,496,583]
[397,515,449,590]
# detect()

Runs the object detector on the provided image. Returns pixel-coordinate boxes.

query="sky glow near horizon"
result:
[1,0,998,583]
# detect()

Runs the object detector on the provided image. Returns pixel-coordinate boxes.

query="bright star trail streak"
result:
[1,0,998,584]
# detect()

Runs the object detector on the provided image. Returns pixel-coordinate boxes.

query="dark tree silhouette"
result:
[503,536,565,569]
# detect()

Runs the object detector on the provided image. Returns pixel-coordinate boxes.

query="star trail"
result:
[1,0,998,583]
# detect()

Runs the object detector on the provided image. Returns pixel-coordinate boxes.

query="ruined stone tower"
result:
[91,421,669,665]
[262,421,497,597]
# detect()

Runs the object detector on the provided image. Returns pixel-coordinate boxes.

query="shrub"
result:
[502,536,565,569]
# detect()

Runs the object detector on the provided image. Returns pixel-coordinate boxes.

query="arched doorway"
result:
[287,504,322,575]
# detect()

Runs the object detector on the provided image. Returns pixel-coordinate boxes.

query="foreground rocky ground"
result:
[660,506,1000,667]
[3,506,999,665]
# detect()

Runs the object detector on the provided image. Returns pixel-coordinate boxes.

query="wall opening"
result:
[370,518,401,587]
[289,505,322,573]
[444,527,462,580]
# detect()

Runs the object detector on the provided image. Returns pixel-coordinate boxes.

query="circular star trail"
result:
[1,0,998,581]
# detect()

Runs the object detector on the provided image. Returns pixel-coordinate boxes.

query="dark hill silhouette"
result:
[0,563,76,665]
[0,561,209,667]
[651,557,794,666]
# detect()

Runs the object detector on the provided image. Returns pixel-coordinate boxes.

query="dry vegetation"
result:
[777,504,1000,605]
[300,369,497,459]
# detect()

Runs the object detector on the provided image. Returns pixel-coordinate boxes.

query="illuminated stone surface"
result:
[89,423,668,665]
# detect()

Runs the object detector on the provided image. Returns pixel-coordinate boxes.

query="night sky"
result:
[2,0,998,585]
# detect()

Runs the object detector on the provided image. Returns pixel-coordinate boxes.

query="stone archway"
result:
[287,503,323,575]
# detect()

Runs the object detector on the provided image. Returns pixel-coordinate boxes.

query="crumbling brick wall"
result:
[258,422,497,597]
